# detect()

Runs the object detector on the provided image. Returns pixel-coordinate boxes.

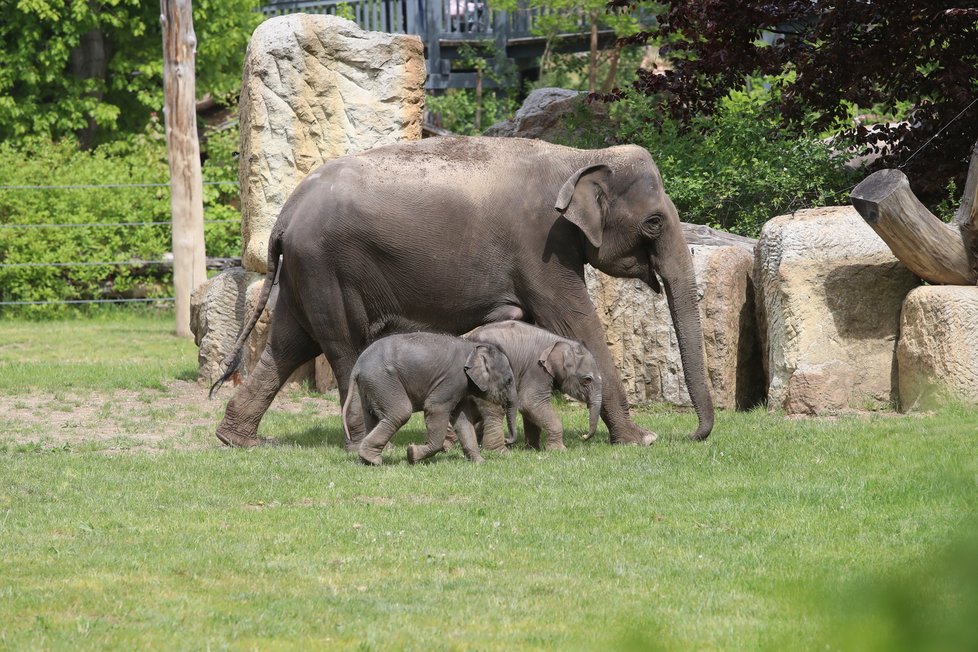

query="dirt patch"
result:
[0,380,341,453]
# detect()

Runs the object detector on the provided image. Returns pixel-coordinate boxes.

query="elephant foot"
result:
[357,447,383,466]
[406,444,420,465]
[609,421,657,446]
[545,442,567,452]
[216,428,264,448]
[356,445,384,466]
[463,451,485,463]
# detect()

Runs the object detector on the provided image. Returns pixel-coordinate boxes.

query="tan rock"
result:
[755,206,920,414]
[238,14,425,273]
[585,233,763,410]
[897,285,978,410]
[194,14,425,383]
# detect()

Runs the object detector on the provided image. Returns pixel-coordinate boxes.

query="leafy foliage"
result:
[0,0,261,145]
[615,85,857,236]
[619,0,978,203]
[0,120,240,316]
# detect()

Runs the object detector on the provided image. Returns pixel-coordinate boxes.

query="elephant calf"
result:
[341,332,519,466]
[459,321,602,451]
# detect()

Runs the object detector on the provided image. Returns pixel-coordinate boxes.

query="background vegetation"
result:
[1,1,974,305]
[1,315,977,649]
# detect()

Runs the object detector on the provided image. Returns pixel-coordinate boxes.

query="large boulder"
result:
[755,206,920,414]
[239,14,426,274]
[897,286,978,410]
[483,87,608,141]
[192,14,425,385]
[585,224,764,410]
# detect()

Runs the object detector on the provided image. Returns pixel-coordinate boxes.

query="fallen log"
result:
[851,168,976,285]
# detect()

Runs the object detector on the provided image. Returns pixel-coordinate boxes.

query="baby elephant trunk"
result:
[504,389,519,446]
[582,376,602,440]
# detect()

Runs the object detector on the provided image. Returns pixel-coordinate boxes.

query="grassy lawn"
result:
[1,313,976,650]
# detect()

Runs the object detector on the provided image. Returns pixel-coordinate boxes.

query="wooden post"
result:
[161,0,207,337]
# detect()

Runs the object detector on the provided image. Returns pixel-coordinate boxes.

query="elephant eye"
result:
[583,374,593,385]
[641,214,663,239]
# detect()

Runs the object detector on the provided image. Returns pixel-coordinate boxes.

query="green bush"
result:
[614,86,857,237]
[0,119,240,317]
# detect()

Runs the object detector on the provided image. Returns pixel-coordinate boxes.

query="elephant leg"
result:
[523,421,542,450]
[442,425,458,452]
[216,308,319,447]
[407,409,452,464]
[522,402,566,451]
[357,398,411,466]
[476,399,510,452]
[544,310,657,446]
[452,412,484,463]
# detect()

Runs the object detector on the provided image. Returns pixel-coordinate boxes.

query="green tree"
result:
[0,0,261,147]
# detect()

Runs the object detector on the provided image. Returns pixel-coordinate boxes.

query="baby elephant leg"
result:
[407,408,453,465]
[452,412,485,463]
[476,399,510,452]
[523,401,566,451]
[358,395,412,466]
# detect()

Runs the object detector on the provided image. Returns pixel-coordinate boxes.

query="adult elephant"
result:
[212,136,714,447]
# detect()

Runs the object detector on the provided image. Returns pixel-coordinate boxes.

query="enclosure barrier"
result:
[0,181,239,308]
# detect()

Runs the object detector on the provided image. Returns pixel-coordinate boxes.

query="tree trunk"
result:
[161,0,207,337]
[953,139,978,281]
[70,27,107,149]
[850,168,975,285]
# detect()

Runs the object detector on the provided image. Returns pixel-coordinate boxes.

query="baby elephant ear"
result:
[554,164,611,248]
[464,345,492,392]
[538,340,569,379]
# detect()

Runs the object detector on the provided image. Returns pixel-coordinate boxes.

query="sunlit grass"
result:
[0,314,976,650]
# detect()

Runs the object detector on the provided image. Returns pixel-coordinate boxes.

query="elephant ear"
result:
[538,340,569,380]
[554,164,611,248]
[464,345,493,392]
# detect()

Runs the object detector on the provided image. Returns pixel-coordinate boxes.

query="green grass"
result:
[1,315,977,650]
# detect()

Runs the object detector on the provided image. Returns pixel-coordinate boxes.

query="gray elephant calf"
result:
[460,321,602,451]
[341,332,519,466]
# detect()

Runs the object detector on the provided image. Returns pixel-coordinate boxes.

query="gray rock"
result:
[484,87,602,140]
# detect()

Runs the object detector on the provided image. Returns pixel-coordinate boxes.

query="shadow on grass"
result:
[276,424,429,450]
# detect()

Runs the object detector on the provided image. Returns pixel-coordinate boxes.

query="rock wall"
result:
[897,286,978,410]
[191,14,425,385]
[755,206,920,414]
[586,226,765,410]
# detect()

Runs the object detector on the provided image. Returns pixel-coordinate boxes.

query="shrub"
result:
[613,86,857,237]
[0,119,240,317]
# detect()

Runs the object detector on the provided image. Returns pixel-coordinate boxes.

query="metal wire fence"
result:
[0,180,241,308]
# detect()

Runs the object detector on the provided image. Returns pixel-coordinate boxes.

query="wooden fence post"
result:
[161,0,207,337]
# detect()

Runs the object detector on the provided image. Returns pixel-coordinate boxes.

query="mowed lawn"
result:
[0,313,976,650]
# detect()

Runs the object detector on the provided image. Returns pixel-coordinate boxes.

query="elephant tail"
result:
[341,374,359,448]
[208,230,284,399]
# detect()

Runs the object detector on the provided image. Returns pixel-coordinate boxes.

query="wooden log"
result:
[953,139,978,282]
[850,168,975,285]
[161,0,207,337]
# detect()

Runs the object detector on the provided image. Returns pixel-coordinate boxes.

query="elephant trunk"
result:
[582,377,602,440]
[655,237,714,440]
[504,403,518,446]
